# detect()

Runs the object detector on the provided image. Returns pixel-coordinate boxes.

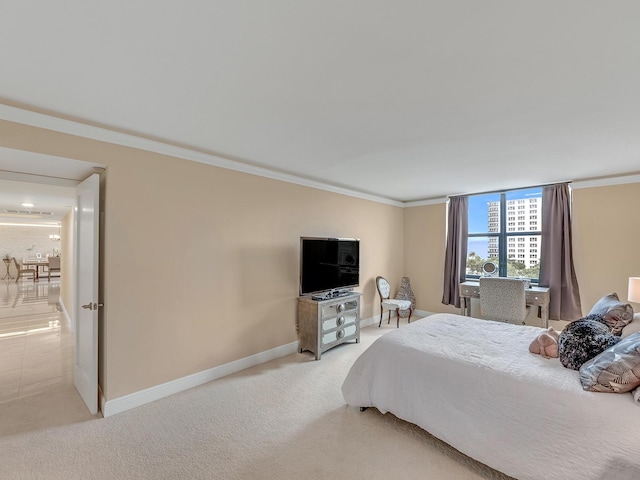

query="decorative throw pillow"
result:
[529,327,559,359]
[588,293,634,335]
[621,313,640,339]
[558,314,621,370]
[579,332,640,393]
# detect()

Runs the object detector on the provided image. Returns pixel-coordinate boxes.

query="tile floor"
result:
[0,277,73,405]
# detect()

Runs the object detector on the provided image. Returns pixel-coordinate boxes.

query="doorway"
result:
[0,148,104,417]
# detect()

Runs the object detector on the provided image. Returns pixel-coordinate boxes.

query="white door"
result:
[74,173,100,414]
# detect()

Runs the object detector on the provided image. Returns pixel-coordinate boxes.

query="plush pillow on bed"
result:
[579,332,640,393]
[558,314,621,370]
[588,293,634,335]
[529,327,559,359]
[622,313,640,339]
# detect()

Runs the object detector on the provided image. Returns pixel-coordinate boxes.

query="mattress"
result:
[341,313,640,480]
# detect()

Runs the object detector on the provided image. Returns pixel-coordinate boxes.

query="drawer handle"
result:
[337,330,345,340]
[336,303,345,313]
[337,316,345,326]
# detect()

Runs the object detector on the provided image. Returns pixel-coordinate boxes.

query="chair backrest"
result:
[48,256,61,269]
[376,276,391,301]
[479,277,527,324]
[11,257,21,269]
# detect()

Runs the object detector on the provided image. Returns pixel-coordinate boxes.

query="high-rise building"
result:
[487,197,541,268]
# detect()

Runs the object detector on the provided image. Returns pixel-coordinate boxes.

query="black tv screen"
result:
[300,237,360,295]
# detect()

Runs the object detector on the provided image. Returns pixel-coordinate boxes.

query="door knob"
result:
[82,302,104,310]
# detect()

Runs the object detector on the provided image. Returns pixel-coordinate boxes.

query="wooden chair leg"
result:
[379,306,384,327]
[408,308,413,323]
[387,310,391,324]
[396,308,400,328]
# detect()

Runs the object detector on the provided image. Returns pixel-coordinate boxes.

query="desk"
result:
[459,280,550,328]
[22,259,50,280]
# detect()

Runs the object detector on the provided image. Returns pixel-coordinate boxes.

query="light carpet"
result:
[0,323,514,480]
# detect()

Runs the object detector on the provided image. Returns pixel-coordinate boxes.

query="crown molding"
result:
[571,173,640,189]
[403,196,449,207]
[3,105,638,207]
[0,104,403,207]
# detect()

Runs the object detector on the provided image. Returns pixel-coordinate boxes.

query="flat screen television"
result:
[299,237,360,296]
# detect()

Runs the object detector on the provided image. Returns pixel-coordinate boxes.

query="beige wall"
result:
[403,202,459,315]
[572,183,640,314]
[402,183,640,320]
[0,120,404,400]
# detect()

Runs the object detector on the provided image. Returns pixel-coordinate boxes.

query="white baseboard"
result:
[101,311,436,417]
[360,309,434,328]
[101,340,299,417]
[58,296,73,331]
[359,314,378,327]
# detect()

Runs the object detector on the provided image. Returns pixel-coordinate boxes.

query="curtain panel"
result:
[539,183,582,320]
[442,196,468,308]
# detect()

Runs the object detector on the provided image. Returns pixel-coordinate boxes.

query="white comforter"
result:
[342,313,640,480]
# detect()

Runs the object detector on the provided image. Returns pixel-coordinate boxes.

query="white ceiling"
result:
[0,149,103,224]
[1,1,640,203]
[0,178,75,225]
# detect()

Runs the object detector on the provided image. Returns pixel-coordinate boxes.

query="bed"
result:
[341,313,640,480]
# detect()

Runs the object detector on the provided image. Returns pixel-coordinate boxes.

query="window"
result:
[466,187,542,280]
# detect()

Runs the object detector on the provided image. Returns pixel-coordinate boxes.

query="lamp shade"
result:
[628,277,640,303]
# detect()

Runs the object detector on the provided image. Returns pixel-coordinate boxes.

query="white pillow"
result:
[622,313,640,338]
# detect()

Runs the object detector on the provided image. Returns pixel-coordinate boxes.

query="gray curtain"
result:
[539,183,582,320]
[442,196,468,308]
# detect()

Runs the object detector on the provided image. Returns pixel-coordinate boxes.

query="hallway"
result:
[0,278,72,403]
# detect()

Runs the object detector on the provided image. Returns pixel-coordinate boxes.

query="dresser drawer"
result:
[322,323,358,346]
[322,312,357,332]
[321,300,358,319]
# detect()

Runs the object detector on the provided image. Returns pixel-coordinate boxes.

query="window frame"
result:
[466,189,542,283]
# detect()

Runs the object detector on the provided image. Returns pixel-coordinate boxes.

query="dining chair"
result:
[12,257,36,283]
[479,277,529,325]
[48,256,61,280]
[376,276,413,328]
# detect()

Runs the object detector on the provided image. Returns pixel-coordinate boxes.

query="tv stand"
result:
[297,292,361,360]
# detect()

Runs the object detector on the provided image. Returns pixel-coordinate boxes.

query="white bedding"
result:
[342,313,640,480]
